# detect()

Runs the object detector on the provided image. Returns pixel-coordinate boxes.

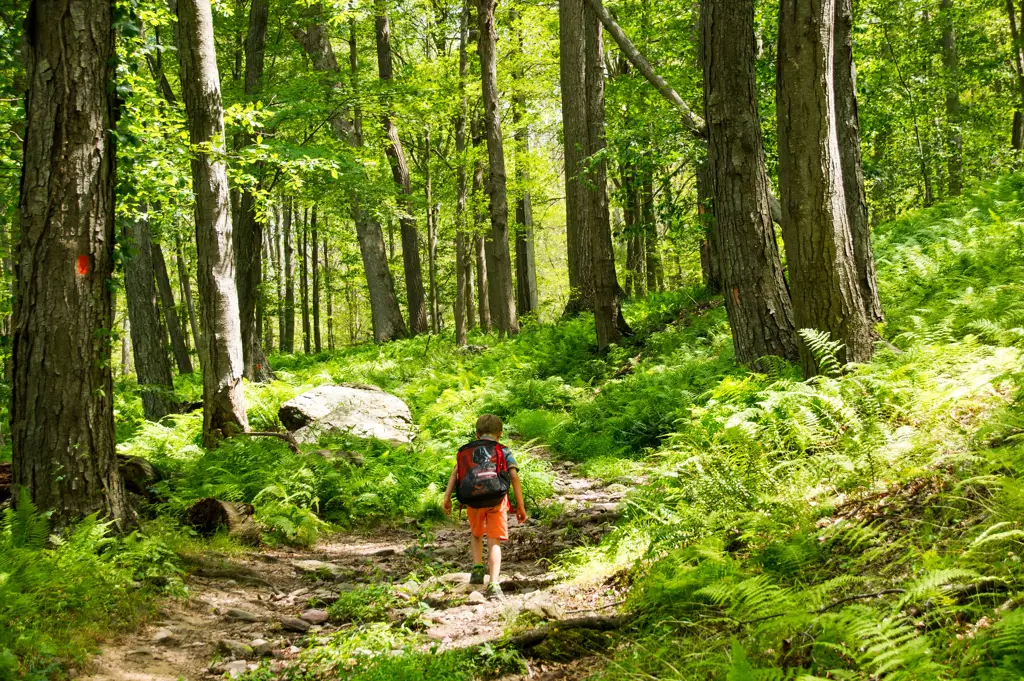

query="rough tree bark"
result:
[124,218,179,421]
[700,0,799,366]
[477,0,519,337]
[695,162,721,294]
[300,207,311,354]
[176,0,249,444]
[940,0,962,196]
[14,0,129,527]
[641,170,660,293]
[584,1,627,350]
[512,10,539,317]
[454,0,472,346]
[153,242,194,374]
[312,208,322,353]
[291,13,407,343]
[235,0,273,381]
[834,0,883,324]
[777,0,874,373]
[282,198,296,352]
[375,3,429,335]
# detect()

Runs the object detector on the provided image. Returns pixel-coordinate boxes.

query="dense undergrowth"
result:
[3,175,1024,679]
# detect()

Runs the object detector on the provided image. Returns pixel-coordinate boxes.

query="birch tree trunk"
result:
[176,0,249,444]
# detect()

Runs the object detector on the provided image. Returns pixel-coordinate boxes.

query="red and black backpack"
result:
[455,439,511,509]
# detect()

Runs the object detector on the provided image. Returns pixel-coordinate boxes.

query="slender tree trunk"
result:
[124,218,179,420]
[292,15,407,343]
[235,0,273,381]
[176,234,202,353]
[695,163,721,294]
[1007,1,1024,149]
[324,239,334,351]
[122,316,133,376]
[14,0,128,527]
[940,0,962,196]
[834,0,884,324]
[301,207,311,354]
[700,0,799,366]
[375,5,429,335]
[472,115,492,332]
[560,0,595,316]
[454,0,471,346]
[261,221,274,351]
[477,0,518,337]
[282,199,295,352]
[153,242,194,374]
[777,0,873,373]
[623,171,645,298]
[312,208,322,353]
[641,171,659,293]
[176,0,248,444]
[512,11,539,317]
[425,132,440,334]
[273,205,285,347]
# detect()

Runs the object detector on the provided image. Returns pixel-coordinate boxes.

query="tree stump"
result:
[186,497,261,545]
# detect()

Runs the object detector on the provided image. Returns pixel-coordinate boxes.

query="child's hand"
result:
[442,497,453,516]
[515,506,527,524]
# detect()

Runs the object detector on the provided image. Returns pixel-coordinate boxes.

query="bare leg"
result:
[471,534,484,566]
[487,537,502,584]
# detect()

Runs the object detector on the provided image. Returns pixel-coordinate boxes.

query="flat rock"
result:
[279,384,414,445]
[300,609,329,624]
[224,660,250,678]
[224,608,260,622]
[467,591,487,605]
[152,628,177,646]
[216,639,254,659]
[251,638,275,657]
[292,559,346,579]
[280,616,312,633]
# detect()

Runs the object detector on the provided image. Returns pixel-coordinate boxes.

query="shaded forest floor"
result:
[82,449,627,681]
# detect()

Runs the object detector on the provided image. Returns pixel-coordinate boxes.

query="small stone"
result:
[399,580,420,594]
[604,483,628,494]
[224,659,249,678]
[152,628,177,646]
[251,638,275,657]
[291,560,346,579]
[372,548,396,557]
[467,591,487,605]
[224,608,260,622]
[280,616,311,633]
[126,648,153,657]
[300,608,329,624]
[216,639,254,659]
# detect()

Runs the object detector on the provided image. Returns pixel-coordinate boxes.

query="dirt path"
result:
[80,451,628,680]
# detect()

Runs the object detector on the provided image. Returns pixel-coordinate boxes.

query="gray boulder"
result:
[278,384,414,445]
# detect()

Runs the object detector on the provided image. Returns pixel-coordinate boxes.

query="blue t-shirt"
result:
[479,437,518,470]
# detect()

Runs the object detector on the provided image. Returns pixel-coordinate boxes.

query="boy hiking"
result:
[442,414,527,600]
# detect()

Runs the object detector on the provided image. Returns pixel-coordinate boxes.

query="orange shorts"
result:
[466,498,510,541]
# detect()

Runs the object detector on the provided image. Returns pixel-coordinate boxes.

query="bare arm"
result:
[509,469,527,522]
[442,465,457,515]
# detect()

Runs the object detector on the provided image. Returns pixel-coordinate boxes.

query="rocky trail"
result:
[81,450,630,681]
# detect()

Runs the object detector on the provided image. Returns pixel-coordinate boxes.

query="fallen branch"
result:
[239,431,301,455]
[507,614,630,649]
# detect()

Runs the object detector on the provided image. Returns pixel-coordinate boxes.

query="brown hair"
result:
[475,414,503,438]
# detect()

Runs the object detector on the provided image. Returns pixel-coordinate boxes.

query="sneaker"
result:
[486,582,504,601]
[470,564,486,585]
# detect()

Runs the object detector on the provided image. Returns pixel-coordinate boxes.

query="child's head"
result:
[475,414,503,439]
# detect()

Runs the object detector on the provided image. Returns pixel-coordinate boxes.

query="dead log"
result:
[186,497,261,545]
[507,614,630,649]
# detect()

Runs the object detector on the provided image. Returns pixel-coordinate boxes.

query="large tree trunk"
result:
[940,0,962,196]
[176,0,249,444]
[375,6,429,335]
[14,0,129,528]
[282,199,296,352]
[124,218,179,421]
[454,0,471,346]
[584,2,626,351]
[478,0,519,337]
[700,0,799,366]
[153,242,194,374]
[301,207,311,354]
[834,0,883,324]
[512,11,539,318]
[695,163,721,294]
[777,0,873,373]
[235,0,273,382]
[560,0,595,317]
[312,208,322,353]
